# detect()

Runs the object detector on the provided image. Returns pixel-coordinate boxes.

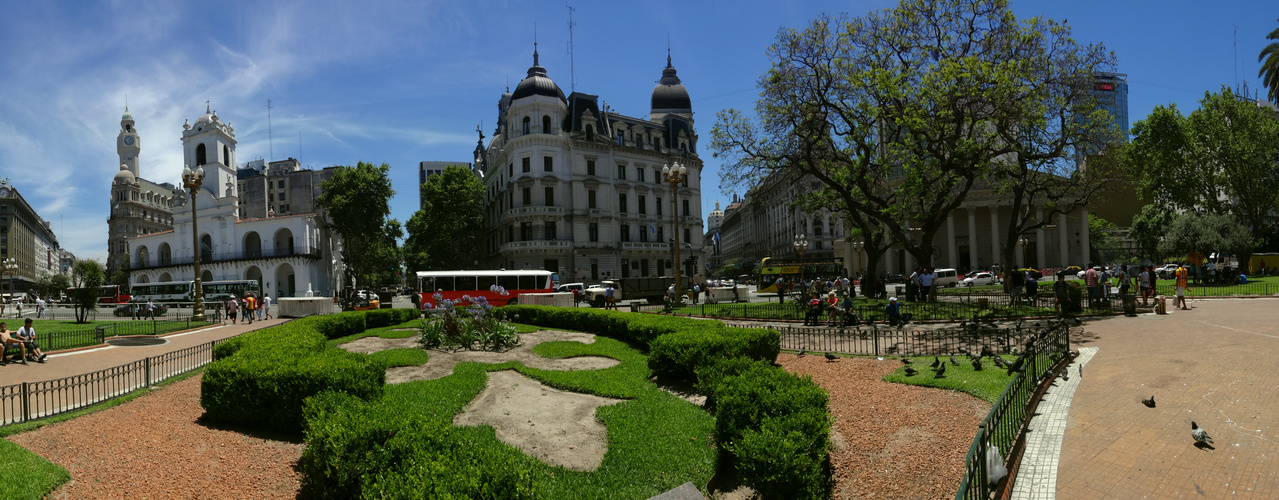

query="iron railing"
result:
[0,339,227,426]
[762,323,1051,358]
[8,318,219,353]
[697,296,1123,323]
[954,322,1073,499]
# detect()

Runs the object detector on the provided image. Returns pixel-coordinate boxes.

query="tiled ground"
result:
[1011,347,1097,500]
[1055,299,1279,498]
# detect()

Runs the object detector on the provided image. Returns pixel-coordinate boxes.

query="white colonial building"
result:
[475,48,706,282]
[126,108,342,299]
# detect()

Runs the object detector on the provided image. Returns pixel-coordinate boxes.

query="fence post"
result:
[145,357,152,387]
[873,328,880,357]
[21,382,29,423]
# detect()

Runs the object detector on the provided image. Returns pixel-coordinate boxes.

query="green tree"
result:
[1087,214,1123,264]
[1260,20,1279,103]
[711,0,1116,283]
[1158,213,1252,265]
[108,252,131,286]
[1126,87,1279,266]
[317,162,398,289]
[70,259,105,323]
[404,165,485,272]
[1127,204,1174,264]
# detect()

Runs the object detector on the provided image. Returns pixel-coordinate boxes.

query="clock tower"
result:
[118,107,141,177]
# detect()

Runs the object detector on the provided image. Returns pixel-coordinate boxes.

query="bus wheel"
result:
[507,298,519,306]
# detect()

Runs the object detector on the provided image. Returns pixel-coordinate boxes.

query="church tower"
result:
[117,107,141,176]
[180,104,238,198]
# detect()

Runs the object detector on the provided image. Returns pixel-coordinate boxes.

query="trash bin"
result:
[894,285,905,297]
[629,302,640,313]
[1122,293,1137,316]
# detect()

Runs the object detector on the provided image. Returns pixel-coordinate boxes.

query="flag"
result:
[714,231,721,243]
[649,223,656,235]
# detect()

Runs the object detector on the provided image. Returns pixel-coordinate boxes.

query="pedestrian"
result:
[692,283,701,304]
[775,277,785,303]
[263,295,273,319]
[36,297,45,319]
[132,297,140,321]
[256,295,265,320]
[1138,266,1151,307]
[226,296,238,324]
[145,298,156,320]
[243,294,255,324]
[1053,272,1070,317]
[1085,264,1100,307]
[1175,263,1190,310]
[15,318,46,363]
[605,284,617,310]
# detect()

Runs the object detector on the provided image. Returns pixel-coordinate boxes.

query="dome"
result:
[113,163,136,185]
[511,48,565,102]
[122,110,133,121]
[194,113,215,127]
[651,55,691,112]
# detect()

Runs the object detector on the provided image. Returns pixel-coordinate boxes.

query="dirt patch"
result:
[337,330,620,384]
[454,370,623,471]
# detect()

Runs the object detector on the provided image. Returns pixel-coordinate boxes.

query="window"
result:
[638,195,646,214]
[544,221,556,240]
[620,225,630,242]
[639,224,649,242]
[521,222,533,241]
[656,197,663,216]
[522,188,531,205]
[543,156,553,172]
[508,163,513,176]
[508,225,514,242]
[589,223,599,242]
[653,169,661,183]
[542,116,552,133]
[618,194,627,213]
[587,160,596,176]
[588,190,597,209]
[522,157,530,173]
[684,228,691,244]
[544,187,554,206]
[278,180,285,188]
[508,191,513,207]
[683,199,690,217]
[522,117,530,134]
[617,131,625,145]
[636,168,645,182]
[657,226,664,242]
[617,165,625,179]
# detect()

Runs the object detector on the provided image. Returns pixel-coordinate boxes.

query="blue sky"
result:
[0,0,1274,262]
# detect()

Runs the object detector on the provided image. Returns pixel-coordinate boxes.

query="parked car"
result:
[113,303,169,317]
[961,272,998,287]
[885,273,905,284]
[1156,264,1180,279]
[556,283,585,293]
[934,268,960,287]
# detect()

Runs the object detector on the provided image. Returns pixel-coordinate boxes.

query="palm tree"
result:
[1260,20,1279,103]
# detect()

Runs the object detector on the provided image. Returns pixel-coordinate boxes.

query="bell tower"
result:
[117,106,141,177]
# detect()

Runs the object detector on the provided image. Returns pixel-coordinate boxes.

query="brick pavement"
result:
[1052,298,1279,498]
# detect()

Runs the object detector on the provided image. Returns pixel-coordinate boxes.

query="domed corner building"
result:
[107,106,181,279]
[475,47,706,283]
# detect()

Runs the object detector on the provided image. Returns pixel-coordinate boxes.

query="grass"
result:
[374,329,717,499]
[882,355,1021,404]
[369,348,429,368]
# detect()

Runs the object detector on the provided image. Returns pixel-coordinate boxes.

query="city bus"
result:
[65,285,132,304]
[130,280,262,303]
[415,270,554,308]
[756,257,847,293]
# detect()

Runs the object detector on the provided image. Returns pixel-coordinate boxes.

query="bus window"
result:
[476,275,497,291]
[435,277,455,292]
[519,275,535,290]
[499,275,519,291]
[455,275,477,291]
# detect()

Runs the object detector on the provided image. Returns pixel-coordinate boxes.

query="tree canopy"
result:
[711,0,1119,280]
[317,161,402,288]
[71,259,105,323]
[1158,213,1252,265]
[405,165,485,272]
[1260,20,1279,103]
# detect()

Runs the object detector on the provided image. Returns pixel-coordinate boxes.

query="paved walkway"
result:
[1007,297,1279,499]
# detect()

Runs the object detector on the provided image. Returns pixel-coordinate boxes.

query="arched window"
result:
[522,117,531,135]
[223,145,230,166]
[542,116,552,133]
[196,143,207,166]
[585,125,594,139]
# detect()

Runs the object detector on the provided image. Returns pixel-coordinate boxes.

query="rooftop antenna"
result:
[566,3,577,92]
[267,99,274,162]
[1234,25,1239,94]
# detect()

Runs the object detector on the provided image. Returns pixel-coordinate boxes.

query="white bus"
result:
[131,280,262,303]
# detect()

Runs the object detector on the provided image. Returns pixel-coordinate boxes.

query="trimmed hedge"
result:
[299,391,540,499]
[648,327,779,378]
[201,313,387,434]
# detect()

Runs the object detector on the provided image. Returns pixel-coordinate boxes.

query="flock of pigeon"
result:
[1137,394,1214,447]
[895,343,1038,380]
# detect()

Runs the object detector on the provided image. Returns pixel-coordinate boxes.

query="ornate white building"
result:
[127,108,342,299]
[107,107,179,276]
[476,48,706,282]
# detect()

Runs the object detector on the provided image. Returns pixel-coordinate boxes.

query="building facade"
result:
[128,109,342,299]
[0,181,61,293]
[107,107,178,276]
[474,49,705,282]
[1093,72,1129,141]
[236,158,337,220]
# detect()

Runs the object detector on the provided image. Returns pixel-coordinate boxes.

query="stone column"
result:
[989,205,1001,268]
[1058,213,1069,267]
[1080,207,1091,265]
[947,213,959,270]
[967,207,978,270]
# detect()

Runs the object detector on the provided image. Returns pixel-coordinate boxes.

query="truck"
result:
[583,276,690,307]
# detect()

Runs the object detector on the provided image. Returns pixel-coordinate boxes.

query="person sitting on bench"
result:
[839,297,861,327]
[804,293,823,326]
[885,297,913,327]
[15,318,46,363]
[0,322,29,365]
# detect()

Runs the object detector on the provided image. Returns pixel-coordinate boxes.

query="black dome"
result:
[651,55,691,112]
[512,48,565,102]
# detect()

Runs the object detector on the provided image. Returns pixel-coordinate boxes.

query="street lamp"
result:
[182,164,207,322]
[662,162,688,306]
[793,233,808,296]
[1019,237,1030,268]
[851,240,864,297]
[2,258,16,317]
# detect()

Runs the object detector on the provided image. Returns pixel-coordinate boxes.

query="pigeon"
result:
[1060,368,1069,382]
[1141,396,1155,408]
[1078,363,1084,379]
[825,352,838,362]
[796,349,807,357]
[930,357,941,368]
[904,367,918,376]
[1006,357,1025,375]
[934,362,946,378]
[950,355,961,366]
[900,357,913,364]
[990,356,1007,369]
[971,358,983,371]
[957,346,969,355]
[980,346,996,359]
[1190,421,1213,445]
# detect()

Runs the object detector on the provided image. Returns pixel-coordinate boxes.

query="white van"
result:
[933,268,959,288]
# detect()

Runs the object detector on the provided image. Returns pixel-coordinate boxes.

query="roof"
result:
[416,270,553,278]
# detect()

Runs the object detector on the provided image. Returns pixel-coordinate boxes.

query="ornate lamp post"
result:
[3,258,16,317]
[1019,237,1030,268]
[182,165,207,322]
[851,240,864,297]
[662,162,688,306]
[793,233,808,296]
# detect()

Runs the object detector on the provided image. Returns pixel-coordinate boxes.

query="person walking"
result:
[243,294,256,325]
[605,284,617,310]
[36,297,45,319]
[263,295,273,320]
[145,298,156,320]
[1175,263,1190,310]
[1138,266,1151,307]
[226,297,238,325]
[1053,272,1070,317]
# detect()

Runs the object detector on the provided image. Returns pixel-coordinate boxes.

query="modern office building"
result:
[1093,72,1129,141]
[0,181,61,293]
[474,48,705,282]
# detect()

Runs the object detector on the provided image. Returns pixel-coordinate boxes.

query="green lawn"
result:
[882,355,1021,403]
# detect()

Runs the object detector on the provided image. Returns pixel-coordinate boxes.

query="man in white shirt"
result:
[263,295,273,320]
[15,318,45,363]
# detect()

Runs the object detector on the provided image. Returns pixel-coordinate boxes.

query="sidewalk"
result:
[0,317,287,385]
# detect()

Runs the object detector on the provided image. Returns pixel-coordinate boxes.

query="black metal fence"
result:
[0,339,225,426]
[954,322,1073,499]
[34,318,220,353]
[699,295,1123,323]
[766,323,1049,357]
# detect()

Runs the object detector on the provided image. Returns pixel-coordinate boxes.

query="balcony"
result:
[621,242,668,251]
[505,206,565,219]
[500,240,574,253]
[134,246,322,271]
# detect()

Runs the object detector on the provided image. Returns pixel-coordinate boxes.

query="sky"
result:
[1,0,1275,263]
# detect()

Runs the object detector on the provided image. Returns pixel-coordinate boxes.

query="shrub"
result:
[648,327,779,378]
[693,357,768,407]
[310,311,368,340]
[420,295,520,351]
[300,391,541,499]
[364,309,399,329]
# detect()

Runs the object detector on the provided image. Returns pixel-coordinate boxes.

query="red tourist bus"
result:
[65,284,132,304]
[415,270,554,308]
